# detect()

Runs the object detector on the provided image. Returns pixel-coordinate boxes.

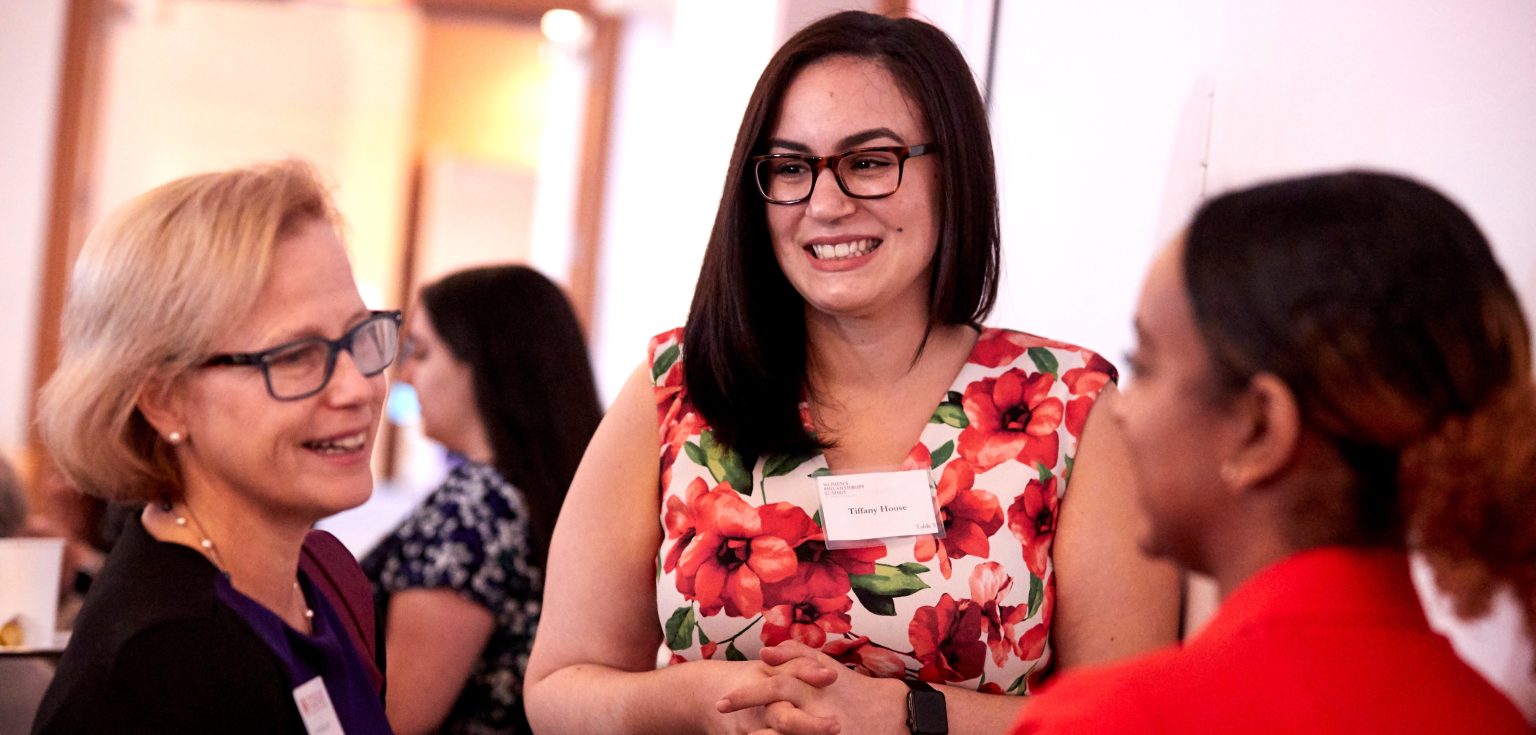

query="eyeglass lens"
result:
[756,149,905,202]
[265,315,398,399]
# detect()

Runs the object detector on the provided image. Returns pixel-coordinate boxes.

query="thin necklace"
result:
[160,501,314,630]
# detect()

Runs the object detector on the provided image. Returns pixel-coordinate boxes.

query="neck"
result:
[143,486,313,631]
[804,299,951,389]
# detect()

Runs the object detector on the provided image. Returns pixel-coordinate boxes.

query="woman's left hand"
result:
[715,641,909,735]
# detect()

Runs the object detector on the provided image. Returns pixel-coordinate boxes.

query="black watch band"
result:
[902,678,948,734]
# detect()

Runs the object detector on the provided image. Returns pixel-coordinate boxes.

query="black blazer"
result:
[32,519,310,734]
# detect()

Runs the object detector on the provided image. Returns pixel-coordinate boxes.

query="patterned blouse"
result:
[651,327,1117,694]
[362,460,541,735]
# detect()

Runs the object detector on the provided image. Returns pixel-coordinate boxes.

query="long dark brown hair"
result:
[1184,170,1536,639]
[420,266,602,569]
[683,10,1000,461]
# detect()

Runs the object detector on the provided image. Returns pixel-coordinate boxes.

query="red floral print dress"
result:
[650,327,1117,694]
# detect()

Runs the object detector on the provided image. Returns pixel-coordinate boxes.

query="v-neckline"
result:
[797,326,982,474]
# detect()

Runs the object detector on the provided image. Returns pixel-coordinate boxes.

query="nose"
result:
[323,348,383,408]
[394,352,416,384]
[805,165,855,221]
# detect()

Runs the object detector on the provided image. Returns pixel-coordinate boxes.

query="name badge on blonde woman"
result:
[817,469,945,549]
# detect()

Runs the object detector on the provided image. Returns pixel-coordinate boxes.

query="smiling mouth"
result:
[807,238,880,261]
[302,431,368,455]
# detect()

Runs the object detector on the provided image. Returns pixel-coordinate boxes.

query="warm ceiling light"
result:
[541,9,590,45]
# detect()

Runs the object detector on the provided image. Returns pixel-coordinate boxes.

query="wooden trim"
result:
[380,160,427,481]
[567,14,621,332]
[25,0,107,502]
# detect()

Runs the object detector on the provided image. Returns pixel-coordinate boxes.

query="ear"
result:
[1221,372,1302,493]
[136,375,186,442]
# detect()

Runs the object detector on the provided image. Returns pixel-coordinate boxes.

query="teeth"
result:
[305,432,367,454]
[809,239,878,261]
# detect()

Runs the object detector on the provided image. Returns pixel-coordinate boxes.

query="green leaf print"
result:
[664,605,696,651]
[700,430,752,494]
[852,586,898,616]
[1007,671,1030,694]
[928,440,955,469]
[850,563,930,597]
[1064,454,1075,484]
[809,467,833,478]
[697,626,711,644]
[896,562,930,576]
[813,509,824,529]
[725,642,747,661]
[1027,347,1060,378]
[763,450,818,479]
[684,441,705,467]
[1027,574,1044,618]
[651,344,680,382]
[1038,465,1054,484]
[930,403,968,429]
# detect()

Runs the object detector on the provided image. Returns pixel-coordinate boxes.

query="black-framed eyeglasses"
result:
[200,310,403,401]
[750,143,935,205]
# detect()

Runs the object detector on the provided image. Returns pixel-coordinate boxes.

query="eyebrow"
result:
[263,308,374,347]
[764,127,906,154]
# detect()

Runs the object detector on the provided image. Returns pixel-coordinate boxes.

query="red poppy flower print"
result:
[1007,475,1059,578]
[972,329,1030,369]
[969,562,1029,667]
[958,368,1063,473]
[673,482,816,617]
[909,593,988,683]
[913,460,1002,578]
[1061,352,1116,439]
[662,477,707,574]
[764,539,885,605]
[823,635,908,678]
[762,593,853,648]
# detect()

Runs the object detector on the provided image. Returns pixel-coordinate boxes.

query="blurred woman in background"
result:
[363,265,602,735]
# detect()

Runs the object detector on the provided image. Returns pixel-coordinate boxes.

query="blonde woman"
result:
[32,161,397,734]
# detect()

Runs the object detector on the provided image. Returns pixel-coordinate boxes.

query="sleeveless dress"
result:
[651,326,1117,694]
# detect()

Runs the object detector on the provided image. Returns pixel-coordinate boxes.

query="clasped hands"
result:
[712,641,907,735]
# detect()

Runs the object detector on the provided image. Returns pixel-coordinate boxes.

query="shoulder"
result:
[38,603,293,733]
[649,327,686,369]
[1011,651,1180,734]
[972,328,1117,381]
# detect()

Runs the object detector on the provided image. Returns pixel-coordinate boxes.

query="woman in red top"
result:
[1011,171,1534,734]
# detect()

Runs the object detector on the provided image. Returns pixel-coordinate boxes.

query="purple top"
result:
[215,572,393,734]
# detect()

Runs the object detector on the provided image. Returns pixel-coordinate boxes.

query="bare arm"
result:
[1050,384,1182,670]
[381,589,495,734]
[524,364,837,734]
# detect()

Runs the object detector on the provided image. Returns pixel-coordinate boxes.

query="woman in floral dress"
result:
[364,266,602,734]
[526,11,1180,735]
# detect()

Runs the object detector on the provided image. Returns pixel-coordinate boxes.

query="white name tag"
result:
[293,675,346,735]
[817,469,941,546]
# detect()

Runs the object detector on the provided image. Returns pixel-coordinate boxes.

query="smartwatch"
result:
[902,678,948,734]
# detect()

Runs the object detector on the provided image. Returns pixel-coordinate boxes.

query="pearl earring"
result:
[167,431,184,445]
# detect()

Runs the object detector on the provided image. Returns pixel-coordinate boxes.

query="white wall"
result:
[589,1,782,400]
[987,1,1218,373]
[0,2,67,459]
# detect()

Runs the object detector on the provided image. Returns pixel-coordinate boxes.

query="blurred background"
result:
[2,0,1535,718]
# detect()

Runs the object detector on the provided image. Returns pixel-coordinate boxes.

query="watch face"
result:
[907,689,948,734]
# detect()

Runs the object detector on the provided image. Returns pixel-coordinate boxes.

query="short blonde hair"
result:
[38,159,340,503]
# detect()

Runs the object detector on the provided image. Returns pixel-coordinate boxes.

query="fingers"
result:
[717,660,829,712]
[758,640,818,665]
[763,700,840,735]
